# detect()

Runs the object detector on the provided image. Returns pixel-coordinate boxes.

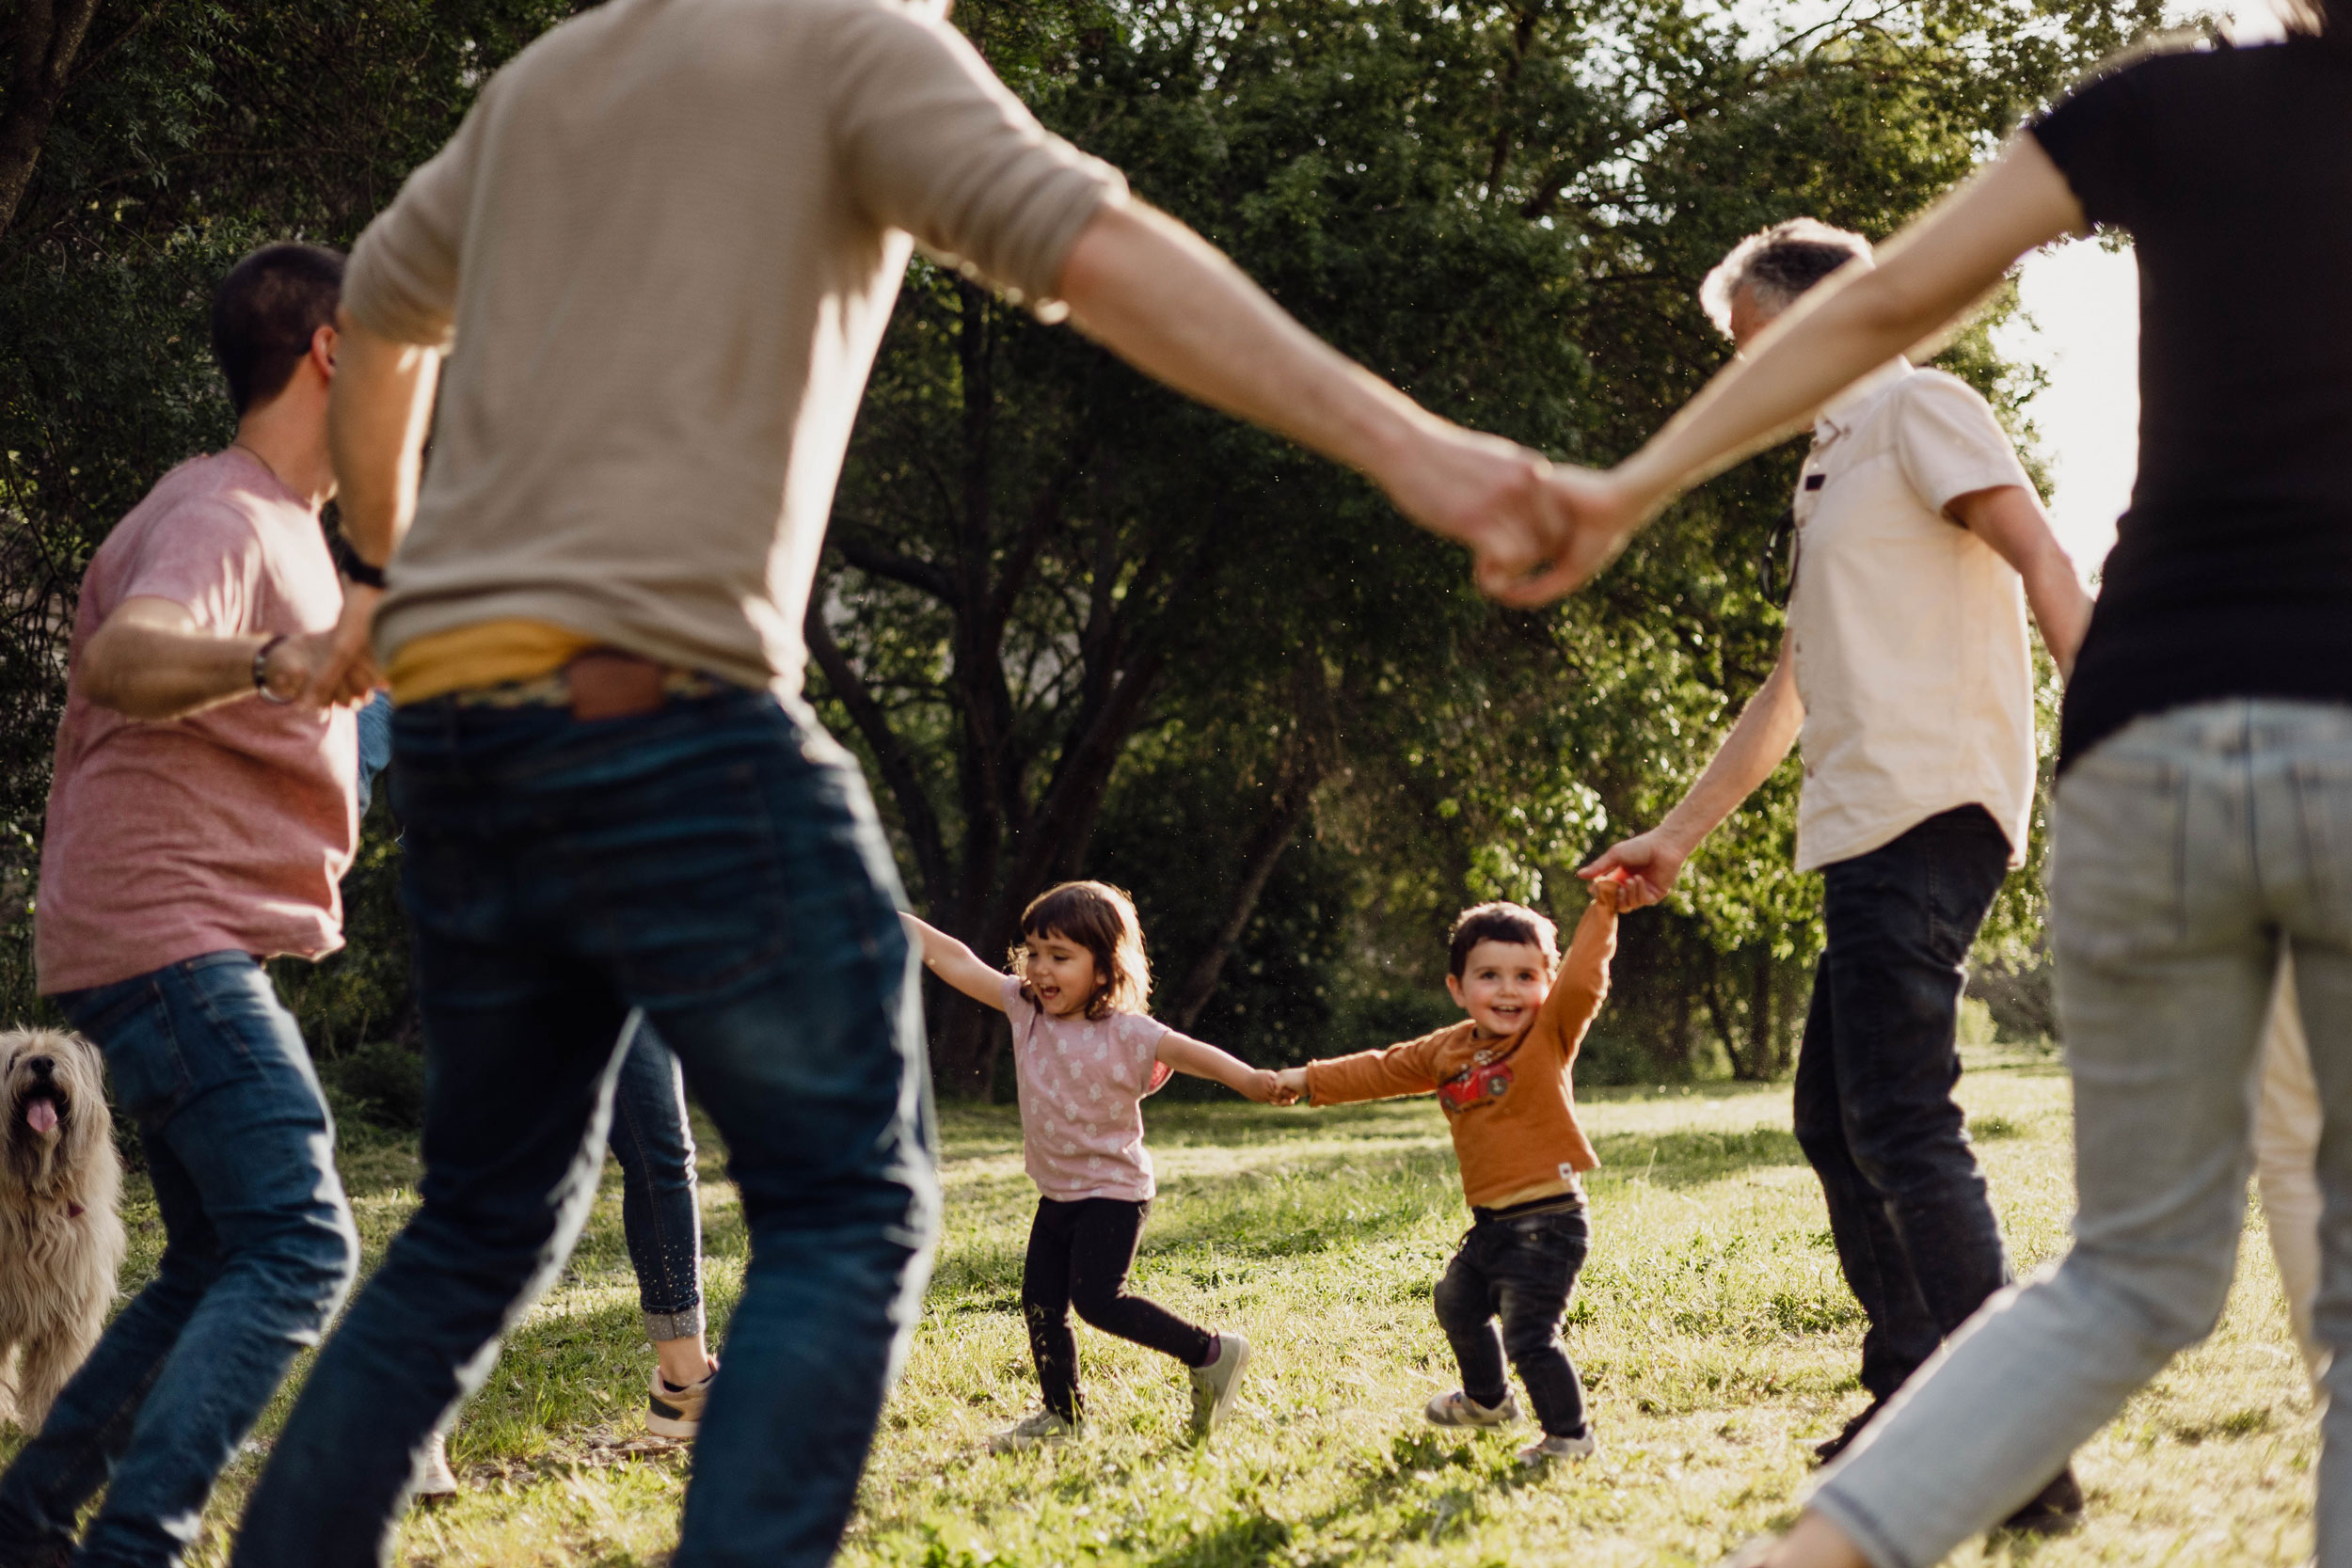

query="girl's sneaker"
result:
[414,1431,460,1499]
[1425,1388,1521,1429]
[1188,1332,1251,1439]
[1518,1429,1598,1465]
[990,1410,1083,1451]
[647,1363,717,1440]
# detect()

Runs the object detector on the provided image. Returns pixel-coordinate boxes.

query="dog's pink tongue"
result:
[25,1099,56,1133]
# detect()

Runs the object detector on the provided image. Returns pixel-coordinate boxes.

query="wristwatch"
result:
[253,634,294,705]
[330,532,388,590]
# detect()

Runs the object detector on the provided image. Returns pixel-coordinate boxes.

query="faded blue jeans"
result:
[1814,699,2352,1566]
[0,953,358,1568]
[230,689,937,1568]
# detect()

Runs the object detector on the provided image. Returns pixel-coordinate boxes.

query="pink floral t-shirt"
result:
[1003,973,1174,1203]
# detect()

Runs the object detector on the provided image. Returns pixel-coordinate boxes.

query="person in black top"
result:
[1483,3,2352,1563]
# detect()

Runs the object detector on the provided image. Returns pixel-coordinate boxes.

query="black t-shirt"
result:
[2030,38,2352,767]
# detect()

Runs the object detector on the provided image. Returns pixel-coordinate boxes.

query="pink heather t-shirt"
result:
[1003,973,1174,1203]
[36,449,358,995]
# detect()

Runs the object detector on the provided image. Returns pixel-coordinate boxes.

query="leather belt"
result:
[439,650,733,721]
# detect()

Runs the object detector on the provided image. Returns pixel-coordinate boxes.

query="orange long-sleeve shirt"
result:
[1304,884,1619,1211]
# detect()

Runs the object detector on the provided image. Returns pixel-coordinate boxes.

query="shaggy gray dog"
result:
[0,1027,125,1432]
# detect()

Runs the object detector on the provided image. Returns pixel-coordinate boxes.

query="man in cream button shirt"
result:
[1581,219,2093,1523]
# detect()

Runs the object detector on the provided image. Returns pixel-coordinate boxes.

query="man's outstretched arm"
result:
[1054,200,1563,588]
[1580,633,1804,905]
[1494,137,2087,604]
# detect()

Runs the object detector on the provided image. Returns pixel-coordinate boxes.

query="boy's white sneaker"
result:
[990,1410,1082,1451]
[1425,1388,1521,1429]
[1518,1429,1598,1465]
[1188,1331,1250,1440]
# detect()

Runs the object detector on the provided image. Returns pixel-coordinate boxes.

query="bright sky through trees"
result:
[1998,240,2139,581]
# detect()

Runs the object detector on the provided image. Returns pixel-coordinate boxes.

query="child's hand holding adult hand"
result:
[1272,1067,1308,1104]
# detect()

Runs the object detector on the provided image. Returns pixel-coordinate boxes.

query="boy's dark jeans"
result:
[1024,1196,1214,1420]
[1433,1202,1591,1437]
[1792,803,2013,1403]
[230,690,939,1568]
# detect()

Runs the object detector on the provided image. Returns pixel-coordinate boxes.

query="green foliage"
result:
[816,0,2154,1089]
[0,0,2155,1086]
[0,2,584,1039]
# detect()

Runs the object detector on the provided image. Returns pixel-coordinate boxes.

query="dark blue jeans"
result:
[230,691,939,1568]
[611,1015,703,1341]
[366,689,705,1341]
[1432,1203,1591,1437]
[1791,803,2013,1403]
[0,953,358,1568]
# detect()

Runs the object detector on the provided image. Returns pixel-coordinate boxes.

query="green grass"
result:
[3,1052,2319,1565]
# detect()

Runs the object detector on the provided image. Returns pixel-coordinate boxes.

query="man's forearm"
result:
[1054,200,1557,574]
[2023,553,2092,679]
[1655,661,1804,855]
[1058,201,1425,487]
[83,623,269,721]
[1612,141,2084,520]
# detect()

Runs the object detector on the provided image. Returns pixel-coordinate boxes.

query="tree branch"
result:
[829,522,960,604]
[804,592,952,908]
[0,0,102,244]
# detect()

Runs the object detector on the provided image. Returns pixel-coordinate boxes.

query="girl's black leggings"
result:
[1023,1196,1215,1419]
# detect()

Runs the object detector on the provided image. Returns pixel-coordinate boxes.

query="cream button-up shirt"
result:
[1786,361,2039,874]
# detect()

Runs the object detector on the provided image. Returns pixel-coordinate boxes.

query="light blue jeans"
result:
[1814,699,2352,1566]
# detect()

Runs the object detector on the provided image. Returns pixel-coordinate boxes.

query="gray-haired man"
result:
[1581,219,2092,1527]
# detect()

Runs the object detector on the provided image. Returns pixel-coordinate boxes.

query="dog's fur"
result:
[0,1027,125,1433]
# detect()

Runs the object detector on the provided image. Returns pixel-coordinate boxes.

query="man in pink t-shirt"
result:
[0,245,375,1568]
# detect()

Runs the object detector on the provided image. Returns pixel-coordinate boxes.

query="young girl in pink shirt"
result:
[902,880,1287,1449]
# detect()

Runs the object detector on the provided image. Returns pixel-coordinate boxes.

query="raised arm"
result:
[1500,137,2087,604]
[1155,1031,1285,1104]
[308,313,442,706]
[1055,200,1564,590]
[1947,484,2092,678]
[1581,635,1804,905]
[898,912,1011,1011]
[1524,880,1623,1066]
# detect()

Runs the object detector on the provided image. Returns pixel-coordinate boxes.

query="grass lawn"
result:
[6,1046,2316,1565]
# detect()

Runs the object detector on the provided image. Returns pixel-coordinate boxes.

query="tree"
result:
[811,0,2155,1094]
[0,2,580,1023]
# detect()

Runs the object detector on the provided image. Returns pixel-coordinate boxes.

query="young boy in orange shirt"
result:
[1276,879,1622,1465]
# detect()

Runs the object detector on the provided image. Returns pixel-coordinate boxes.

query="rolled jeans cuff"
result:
[644,1306,704,1344]
[1804,1480,1916,1568]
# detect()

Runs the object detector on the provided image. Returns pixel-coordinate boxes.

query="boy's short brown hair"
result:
[1447,902,1560,977]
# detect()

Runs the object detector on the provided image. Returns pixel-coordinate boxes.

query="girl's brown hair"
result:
[1008,880,1152,1020]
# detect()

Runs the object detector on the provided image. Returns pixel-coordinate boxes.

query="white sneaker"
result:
[1425,1388,1521,1429]
[414,1431,460,1499]
[1188,1332,1251,1440]
[989,1410,1082,1451]
[647,1363,716,1440]
[1518,1429,1598,1465]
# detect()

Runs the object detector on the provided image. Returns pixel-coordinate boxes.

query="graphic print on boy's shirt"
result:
[1003,974,1173,1204]
[1437,1048,1518,1115]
